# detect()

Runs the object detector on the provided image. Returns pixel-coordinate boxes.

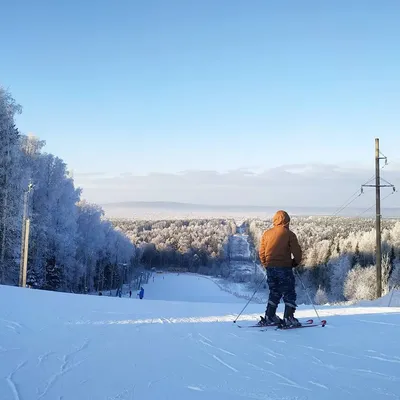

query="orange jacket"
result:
[259,210,302,268]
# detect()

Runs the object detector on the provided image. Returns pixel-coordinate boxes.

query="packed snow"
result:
[1,273,400,400]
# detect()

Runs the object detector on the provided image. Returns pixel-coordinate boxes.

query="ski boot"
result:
[283,304,301,328]
[256,314,283,326]
[257,315,268,326]
[257,302,283,326]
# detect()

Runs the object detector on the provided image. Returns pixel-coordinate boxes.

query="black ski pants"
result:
[266,267,297,308]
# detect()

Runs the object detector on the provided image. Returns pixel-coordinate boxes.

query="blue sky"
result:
[1,0,400,207]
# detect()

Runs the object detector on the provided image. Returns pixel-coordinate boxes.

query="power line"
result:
[330,190,360,216]
[330,175,376,217]
[329,149,397,218]
[332,192,363,217]
[356,189,397,218]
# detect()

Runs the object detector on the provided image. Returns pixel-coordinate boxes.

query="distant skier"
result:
[129,290,132,298]
[258,210,302,327]
[138,287,144,299]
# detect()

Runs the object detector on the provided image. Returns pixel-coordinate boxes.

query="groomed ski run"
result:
[1,273,400,400]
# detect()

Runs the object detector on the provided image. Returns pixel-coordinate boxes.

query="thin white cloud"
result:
[74,163,400,209]
[73,171,107,177]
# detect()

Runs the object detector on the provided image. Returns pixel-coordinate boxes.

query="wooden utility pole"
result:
[22,219,30,288]
[375,138,382,298]
[19,182,33,288]
[361,138,395,298]
[19,190,29,287]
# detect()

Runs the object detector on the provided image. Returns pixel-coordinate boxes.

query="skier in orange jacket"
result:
[258,210,302,327]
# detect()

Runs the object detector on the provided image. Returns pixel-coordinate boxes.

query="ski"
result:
[236,319,314,329]
[274,319,327,331]
[236,323,280,329]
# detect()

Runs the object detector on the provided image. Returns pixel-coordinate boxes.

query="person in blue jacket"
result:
[139,287,144,299]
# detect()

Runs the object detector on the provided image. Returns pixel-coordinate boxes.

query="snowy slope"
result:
[139,273,244,303]
[1,274,400,400]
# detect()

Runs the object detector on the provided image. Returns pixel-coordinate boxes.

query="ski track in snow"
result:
[300,344,361,361]
[37,351,54,366]
[354,369,400,383]
[6,360,27,400]
[187,386,203,392]
[106,385,136,400]
[367,349,400,360]
[372,387,400,399]
[0,346,20,354]
[0,318,28,336]
[6,324,20,333]
[366,355,400,364]
[199,363,216,372]
[257,345,284,358]
[328,351,359,360]
[308,380,329,389]
[1,318,24,330]
[263,350,278,359]
[300,344,325,352]
[199,339,236,356]
[148,375,170,389]
[37,358,86,399]
[357,319,400,327]
[211,354,238,372]
[198,333,212,343]
[267,370,311,391]
[272,339,286,344]
[311,355,343,378]
[36,339,90,399]
[245,361,280,374]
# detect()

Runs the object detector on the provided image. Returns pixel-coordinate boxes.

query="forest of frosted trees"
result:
[111,219,235,276]
[0,87,135,293]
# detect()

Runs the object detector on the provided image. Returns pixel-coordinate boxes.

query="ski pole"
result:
[294,268,322,323]
[233,273,267,323]
[388,284,398,307]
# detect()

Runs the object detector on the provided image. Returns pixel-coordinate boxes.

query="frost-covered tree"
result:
[0,86,136,293]
[344,265,377,301]
[27,153,80,290]
[75,202,134,293]
[315,286,329,305]
[389,261,400,290]
[0,87,24,284]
